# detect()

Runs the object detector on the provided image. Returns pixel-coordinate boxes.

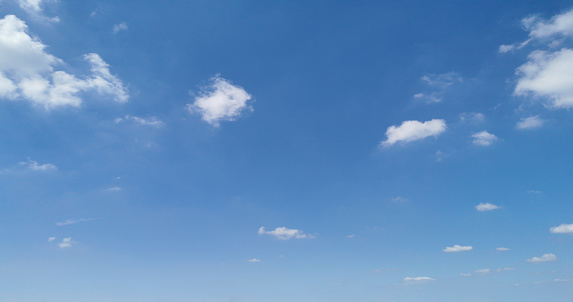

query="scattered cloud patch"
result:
[415,72,462,103]
[48,237,56,242]
[476,202,501,211]
[527,253,557,263]
[186,76,253,127]
[19,158,57,171]
[443,245,473,253]
[55,218,94,226]
[496,247,510,251]
[346,234,355,238]
[472,131,498,146]
[550,223,573,234]
[516,115,544,129]
[380,119,446,147]
[58,237,73,248]
[115,115,164,127]
[113,22,128,34]
[403,277,436,284]
[527,190,543,194]
[392,196,407,203]
[474,268,491,275]
[459,112,485,123]
[0,15,128,109]
[18,0,59,22]
[105,186,122,192]
[247,258,261,262]
[497,267,515,272]
[258,226,315,240]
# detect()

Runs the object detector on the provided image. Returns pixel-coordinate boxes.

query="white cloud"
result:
[0,15,128,109]
[459,112,485,123]
[247,258,261,262]
[105,186,122,192]
[258,226,315,240]
[496,267,515,272]
[19,158,57,171]
[443,245,473,253]
[380,119,446,147]
[113,22,128,34]
[115,115,164,127]
[474,268,491,275]
[554,278,573,282]
[48,236,56,242]
[403,277,436,283]
[476,202,501,211]
[527,253,557,263]
[472,131,498,146]
[346,234,355,238]
[523,9,573,40]
[460,273,472,277]
[550,223,573,234]
[514,49,573,108]
[516,115,544,129]
[18,0,59,22]
[55,218,94,226]
[186,76,253,127]
[496,247,510,251]
[415,72,462,104]
[58,237,72,248]
[392,196,407,202]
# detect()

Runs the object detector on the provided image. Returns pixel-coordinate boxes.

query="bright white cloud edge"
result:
[381,119,446,147]
[258,226,315,240]
[443,245,473,252]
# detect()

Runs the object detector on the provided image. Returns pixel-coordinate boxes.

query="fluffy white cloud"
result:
[258,226,315,240]
[113,22,128,34]
[247,258,261,262]
[115,115,164,127]
[443,245,473,253]
[523,9,573,40]
[0,15,128,109]
[403,277,436,283]
[516,115,544,129]
[514,49,573,108]
[496,247,510,251]
[471,131,498,146]
[476,202,501,211]
[381,119,446,147]
[19,158,57,171]
[550,223,573,233]
[187,76,252,127]
[18,0,59,21]
[58,237,72,248]
[527,253,557,263]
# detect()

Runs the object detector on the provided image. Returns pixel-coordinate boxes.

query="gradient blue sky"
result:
[1,1,573,301]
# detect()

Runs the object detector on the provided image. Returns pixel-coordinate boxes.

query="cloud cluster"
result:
[443,245,473,253]
[187,76,252,127]
[258,226,315,240]
[0,15,128,109]
[381,119,446,147]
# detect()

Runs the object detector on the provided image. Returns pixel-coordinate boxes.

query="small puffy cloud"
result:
[113,22,128,34]
[48,237,56,242]
[476,202,501,211]
[0,15,128,109]
[443,245,473,253]
[496,247,510,251]
[403,277,436,284]
[115,115,164,127]
[380,119,446,147]
[516,115,544,129]
[58,237,73,248]
[459,112,485,123]
[258,226,315,240]
[19,158,57,171]
[471,131,498,146]
[527,253,557,263]
[550,223,573,234]
[514,49,573,108]
[247,258,261,262]
[186,76,253,127]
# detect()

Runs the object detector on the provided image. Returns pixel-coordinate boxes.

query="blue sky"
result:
[1,0,573,301]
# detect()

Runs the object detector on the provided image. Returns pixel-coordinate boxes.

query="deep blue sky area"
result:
[1,1,573,301]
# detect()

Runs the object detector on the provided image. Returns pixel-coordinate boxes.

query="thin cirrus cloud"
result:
[115,115,164,128]
[471,131,498,146]
[247,259,261,262]
[403,277,436,284]
[113,22,128,34]
[549,223,573,233]
[500,9,573,108]
[55,218,95,226]
[414,72,462,104]
[19,158,57,171]
[258,226,315,240]
[496,247,510,251]
[527,253,557,263]
[443,245,473,252]
[0,15,128,109]
[380,119,446,147]
[186,76,253,127]
[476,202,501,211]
[516,116,544,130]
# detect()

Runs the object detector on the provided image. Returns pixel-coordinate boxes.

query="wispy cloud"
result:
[476,203,501,211]
[443,245,473,253]
[414,72,462,104]
[516,116,544,130]
[58,237,73,248]
[48,237,56,242]
[471,131,498,146]
[258,226,315,240]
[527,253,557,263]
[18,0,59,22]
[247,258,261,262]
[186,76,253,127]
[113,22,128,34]
[55,218,95,226]
[115,115,164,127]
[403,277,436,284]
[380,119,446,147]
[496,247,510,251]
[19,158,57,171]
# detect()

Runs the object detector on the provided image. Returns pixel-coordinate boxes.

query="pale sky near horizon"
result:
[1,1,573,301]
